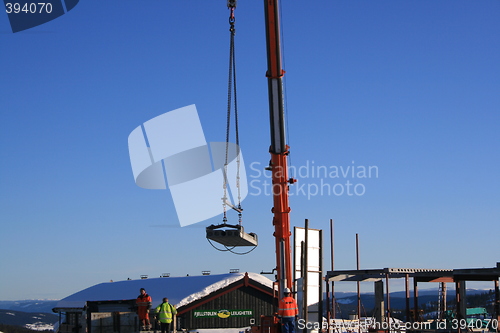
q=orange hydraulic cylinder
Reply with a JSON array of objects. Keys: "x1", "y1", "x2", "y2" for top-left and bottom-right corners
[{"x1": 270, "y1": 149, "x2": 294, "y2": 294}]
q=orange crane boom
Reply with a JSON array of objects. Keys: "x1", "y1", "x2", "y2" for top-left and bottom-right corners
[{"x1": 264, "y1": 0, "x2": 295, "y2": 299}]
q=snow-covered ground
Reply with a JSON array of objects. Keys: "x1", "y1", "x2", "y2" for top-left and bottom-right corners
[
  {"x1": 187, "y1": 329, "x2": 249, "y2": 333},
  {"x1": 336, "y1": 298, "x2": 355, "y2": 304},
  {"x1": 0, "y1": 308, "x2": 56, "y2": 331},
  {"x1": 25, "y1": 322, "x2": 55, "y2": 331}
]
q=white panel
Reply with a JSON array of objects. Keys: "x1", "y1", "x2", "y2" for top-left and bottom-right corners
[{"x1": 294, "y1": 226, "x2": 322, "y2": 317}]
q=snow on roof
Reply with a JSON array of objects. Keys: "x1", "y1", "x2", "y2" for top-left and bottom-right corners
[{"x1": 54, "y1": 272, "x2": 273, "y2": 310}]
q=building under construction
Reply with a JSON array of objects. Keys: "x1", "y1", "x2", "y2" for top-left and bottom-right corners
[{"x1": 325, "y1": 263, "x2": 500, "y2": 333}]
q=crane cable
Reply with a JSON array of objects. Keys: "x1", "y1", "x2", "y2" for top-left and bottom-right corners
[
  {"x1": 222, "y1": 0, "x2": 242, "y2": 226},
  {"x1": 210, "y1": 1, "x2": 256, "y2": 256}
]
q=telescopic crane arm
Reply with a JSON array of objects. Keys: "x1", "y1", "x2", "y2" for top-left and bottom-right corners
[
  {"x1": 223, "y1": 0, "x2": 294, "y2": 302},
  {"x1": 264, "y1": 0, "x2": 295, "y2": 299}
]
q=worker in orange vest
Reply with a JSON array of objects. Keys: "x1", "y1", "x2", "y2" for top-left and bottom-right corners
[
  {"x1": 136, "y1": 288, "x2": 152, "y2": 330},
  {"x1": 277, "y1": 288, "x2": 299, "y2": 333}
]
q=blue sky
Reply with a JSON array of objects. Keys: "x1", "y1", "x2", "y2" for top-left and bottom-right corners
[{"x1": 1, "y1": 1, "x2": 499, "y2": 301}]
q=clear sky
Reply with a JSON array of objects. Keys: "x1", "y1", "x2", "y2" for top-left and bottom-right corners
[{"x1": 1, "y1": 1, "x2": 499, "y2": 301}]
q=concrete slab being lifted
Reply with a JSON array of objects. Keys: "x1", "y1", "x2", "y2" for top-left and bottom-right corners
[{"x1": 206, "y1": 225, "x2": 258, "y2": 247}]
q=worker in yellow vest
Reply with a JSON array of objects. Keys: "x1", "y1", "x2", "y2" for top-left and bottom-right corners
[{"x1": 155, "y1": 298, "x2": 177, "y2": 333}]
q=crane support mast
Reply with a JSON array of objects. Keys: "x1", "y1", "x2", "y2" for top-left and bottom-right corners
[
  {"x1": 264, "y1": 0, "x2": 294, "y2": 299},
  {"x1": 265, "y1": 0, "x2": 286, "y2": 155}
]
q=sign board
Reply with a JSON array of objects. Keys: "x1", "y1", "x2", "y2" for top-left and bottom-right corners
[{"x1": 193, "y1": 309, "x2": 253, "y2": 318}]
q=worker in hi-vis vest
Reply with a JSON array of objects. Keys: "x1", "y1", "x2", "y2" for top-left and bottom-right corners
[
  {"x1": 136, "y1": 288, "x2": 152, "y2": 331},
  {"x1": 277, "y1": 288, "x2": 299, "y2": 333},
  {"x1": 155, "y1": 297, "x2": 177, "y2": 333}
]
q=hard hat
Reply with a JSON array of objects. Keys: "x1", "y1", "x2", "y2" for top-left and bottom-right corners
[{"x1": 284, "y1": 288, "x2": 291, "y2": 293}]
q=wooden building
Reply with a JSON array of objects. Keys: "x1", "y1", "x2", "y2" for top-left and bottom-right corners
[
  {"x1": 176, "y1": 272, "x2": 275, "y2": 329},
  {"x1": 52, "y1": 272, "x2": 276, "y2": 332}
]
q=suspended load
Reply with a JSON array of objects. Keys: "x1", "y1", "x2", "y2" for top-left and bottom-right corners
[
  {"x1": 206, "y1": 223, "x2": 258, "y2": 247},
  {"x1": 205, "y1": 0, "x2": 257, "y2": 255}
]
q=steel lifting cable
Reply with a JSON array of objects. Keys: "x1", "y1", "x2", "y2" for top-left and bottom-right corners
[
  {"x1": 207, "y1": 237, "x2": 257, "y2": 256},
  {"x1": 222, "y1": 0, "x2": 243, "y2": 225},
  {"x1": 207, "y1": 0, "x2": 257, "y2": 255}
]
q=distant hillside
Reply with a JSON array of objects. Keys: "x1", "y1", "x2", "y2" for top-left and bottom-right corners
[
  {"x1": 334, "y1": 294, "x2": 445, "y2": 318},
  {"x1": 0, "y1": 310, "x2": 57, "y2": 331},
  {"x1": 0, "y1": 301, "x2": 58, "y2": 314},
  {"x1": 333, "y1": 289, "x2": 496, "y2": 319}
]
